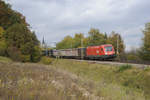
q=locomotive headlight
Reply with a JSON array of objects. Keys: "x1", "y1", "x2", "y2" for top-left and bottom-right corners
[{"x1": 105, "y1": 52, "x2": 108, "y2": 55}]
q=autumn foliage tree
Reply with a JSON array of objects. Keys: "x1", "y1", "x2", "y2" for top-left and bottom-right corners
[
  {"x1": 0, "y1": 0, "x2": 41, "y2": 62},
  {"x1": 108, "y1": 31, "x2": 125, "y2": 54},
  {"x1": 56, "y1": 36, "x2": 74, "y2": 49},
  {"x1": 73, "y1": 33, "x2": 84, "y2": 48},
  {"x1": 87, "y1": 28, "x2": 106, "y2": 46},
  {"x1": 0, "y1": 1, "x2": 28, "y2": 29},
  {"x1": 5, "y1": 23, "x2": 40, "y2": 62},
  {"x1": 139, "y1": 23, "x2": 150, "y2": 60}
]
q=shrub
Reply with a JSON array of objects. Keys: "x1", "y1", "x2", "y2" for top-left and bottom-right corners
[
  {"x1": 117, "y1": 64, "x2": 132, "y2": 72},
  {"x1": 0, "y1": 40, "x2": 7, "y2": 56},
  {"x1": 21, "y1": 55, "x2": 30, "y2": 62},
  {"x1": 0, "y1": 56, "x2": 12, "y2": 62},
  {"x1": 30, "y1": 46, "x2": 41, "y2": 62},
  {"x1": 5, "y1": 23, "x2": 41, "y2": 62},
  {"x1": 126, "y1": 54, "x2": 141, "y2": 62},
  {"x1": 40, "y1": 56, "x2": 53, "y2": 65},
  {"x1": 7, "y1": 46, "x2": 23, "y2": 62}
]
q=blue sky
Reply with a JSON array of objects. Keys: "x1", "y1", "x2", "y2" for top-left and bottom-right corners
[{"x1": 6, "y1": 0, "x2": 150, "y2": 50}]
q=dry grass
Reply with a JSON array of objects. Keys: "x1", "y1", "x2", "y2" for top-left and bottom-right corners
[
  {"x1": 0, "y1": 60, "x2": 103, "y2": 100},
  {"x1": 51, "y1": 59, "x2": 150, "y2": 100},
  {"x1": 0, "y1": 57, "x2": 149, "y2": 100}
]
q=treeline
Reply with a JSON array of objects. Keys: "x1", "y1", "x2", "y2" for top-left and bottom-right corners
[
  {"x1": 126, "y1": 23, "x2": 150, "y2": 62},
  {"x1": 0, "y1": 0, "x2": 41, "y2": 62},
  {"x1": 56, "y1": 28, "x2": 125, "y2": 58},
  {"x1": 56, "y1": 23, "x2": 150, "y2": 62}
]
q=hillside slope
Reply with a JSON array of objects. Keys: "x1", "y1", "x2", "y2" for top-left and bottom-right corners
[
  {"x1": 0, "y1": 59, "x2": 149, "y2": 100},
  {"x1": 0, "y1": 62, "x2": 102, "y2": 100}
]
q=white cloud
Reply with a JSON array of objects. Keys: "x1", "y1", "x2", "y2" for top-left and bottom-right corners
[{"x1": 5, "y1": 0, "x2": 150, "y2": 50}]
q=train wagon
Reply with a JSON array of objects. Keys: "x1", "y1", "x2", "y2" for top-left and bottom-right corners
[
  {"x1": 57, "y1": 48, "x2": 79, "y2": 58},
  {"x1": 86, "y1": 44, "x2": 116, "y2": 60},
  {"x1": 52, "y1": 48, "x2": 86, "y2": 59}
]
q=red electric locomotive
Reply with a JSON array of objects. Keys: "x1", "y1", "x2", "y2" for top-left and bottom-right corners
[{"x1": 86, "y1": 44, "x2": 116, "y2": 60}]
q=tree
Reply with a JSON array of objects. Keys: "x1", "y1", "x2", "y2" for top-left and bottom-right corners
[
  {"x1": 56, "y1": 36, "x2": 74, "y2": 49},
  {"x1": 83, "y1": 37, "x2": 89, "y2": 47},
  {"x1": 5, "y1": 23, "x2": 40, "y2": 62},
  {"x1": 108, "y1": 31, "x2": 125, "y2": 55},
  {"x1": 73, "y1": 33, "x2": 84, "y2": 48},
  {"x1": 104, "y1": 32, "x2": 108, "y2": 42},
  {"x1": 0, "y1": 1, "x2": 41, "y2": 62},
  {"x1": 56, "y1": 33, "x2": 89, "y2": 49},
  {"x1": 0, "y1": 1, "x2": 28, "y2": 30},
  {"x1": 88, "y1": 28, "x2": 106, "y2": 46},
  {"x1": 139, "y1": 23, "x2": 150, "y2": 60}
]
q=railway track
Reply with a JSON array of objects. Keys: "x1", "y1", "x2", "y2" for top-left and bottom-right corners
[{"x1": 74, "y1": 59, "x2": 150, "y2": 68}]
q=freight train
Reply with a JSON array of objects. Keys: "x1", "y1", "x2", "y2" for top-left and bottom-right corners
[{"x1": 44, "y1": 44, "x2": 116, "y2": 60}]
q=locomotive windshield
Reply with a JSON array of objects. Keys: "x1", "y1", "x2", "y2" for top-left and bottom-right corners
[{"x1": 105, "y1": 46, "x2": 112, "y2": 51}]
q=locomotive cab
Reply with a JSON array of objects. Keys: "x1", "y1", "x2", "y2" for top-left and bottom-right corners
[
  {"x1": 103, "y1": 44, "x2": 116, "y2": 59},
  {"x1": 104, "y1": 45, "x2": 114, "y2": 55}
]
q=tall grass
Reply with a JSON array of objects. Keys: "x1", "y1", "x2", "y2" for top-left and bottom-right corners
[
  {"x1": 0, "y1": 61, "x2": 102, "y2": 100},
  {"x1": 0, "y1": 58, "x2": 149, "y2": 100},
  {"x1": 51, "y1": 59, "x2": 150, "y2": 100},
  {"x1": 117, "y1": 64, "x2": 132, "y2": 72}
]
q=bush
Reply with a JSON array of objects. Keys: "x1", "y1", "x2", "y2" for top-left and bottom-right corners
[
  {"x1": 126, "y1": 54, "x2": 141, "y2": 62},
  {"x1": 5, "y1": 23, "x2": 41, "y2": 62},
  {"x1": 21, "y1": 55, "x2": 30, "y2": 62},
  {"x1": 40, "y1": 56, "x2": 53, "y2": 65},
  {"x1": 7, "y1": 46, "x2": 23, "y2": 62},
  {"x1": 0, "y1": 56, "x2": 12, "y2": 62},
  {"x1": 117, "y1": 64, "x2": 132, "y2": 72},
  {"x1": 0, "y1": 40, "x2": 7, "y2": 56},
  {"x1": 30, "y1": 46, "x2": 41, "y2": 62}
]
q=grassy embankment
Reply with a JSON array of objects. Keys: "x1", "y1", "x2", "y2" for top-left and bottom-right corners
[
  {"x1": 0, "y1": 57, "x2": 102, "y2": 100},
  {"x1": 0, "y1": 56, "x2": 150, "y2": 100},
  {"x1": 51, "y1": 59, "x2": 150, "y2": 100}
]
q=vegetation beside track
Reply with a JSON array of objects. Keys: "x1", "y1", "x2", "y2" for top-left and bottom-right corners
[
  {"x1": 0, "y1": 56, "x2": 12, "y2": 63},
  {"x1": 0, "y1": 59, "x2": 97, "y2": 100},
  {"x1": 0, "y1": 57, "x2": 150, "y2": 100},
  {"x1": 51, "y1": 59, "x2": 150, "y2": 100}
]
